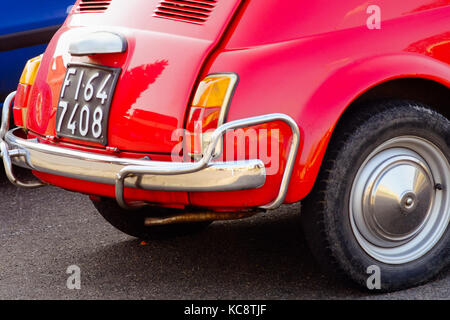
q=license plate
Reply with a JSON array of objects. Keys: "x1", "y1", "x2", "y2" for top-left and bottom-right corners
[{"x1": 56, "y1": 63, "x2": 121, "y2": 145}]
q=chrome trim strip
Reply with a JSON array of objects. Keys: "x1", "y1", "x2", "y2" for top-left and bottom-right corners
[
  {"x1": 204, "y1": 73, "x2": 238, "y2": 158},
  {"x1": 0, "y1": 91, "x2": 15, "y2": 139},
  {"x1": 214, "y1": 113, "x2": 300, "y2": 210}
]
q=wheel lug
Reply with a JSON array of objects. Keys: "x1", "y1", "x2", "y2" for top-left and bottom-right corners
[{"x1": 405, "y1": 198, "x2": 414, "y2": 207}]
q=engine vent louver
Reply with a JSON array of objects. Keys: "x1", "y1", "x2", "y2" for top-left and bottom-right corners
[
  {"x1": 76, "y1": 0, "x2": 112, "y2": 13},
  {"x1": 154, "y1": 0, "x2": 217, "y2": 24}
]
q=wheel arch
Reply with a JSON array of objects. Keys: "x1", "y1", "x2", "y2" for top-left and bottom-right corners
[
  {"x1": 339, "y1": 77, "x2": 450, "y2": 131},
  {"x1": 286, "y1": 53, "x2": 450, "y2": 202}
]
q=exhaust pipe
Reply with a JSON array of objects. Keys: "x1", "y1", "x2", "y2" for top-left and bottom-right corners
[{"x1": 144, "y1": 210, "x2": 261, "y2": 226}]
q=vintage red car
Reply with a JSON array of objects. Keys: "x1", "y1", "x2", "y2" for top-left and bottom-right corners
[{"x1": 0, "y1": 0, "x2": 449, "y2": 291}]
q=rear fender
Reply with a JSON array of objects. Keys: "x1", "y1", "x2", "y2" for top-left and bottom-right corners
[{"x1": 204, "y1": 45, "x2": 449, "y2": 205}]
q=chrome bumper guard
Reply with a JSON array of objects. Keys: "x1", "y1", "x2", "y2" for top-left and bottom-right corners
[{"x1": 0, "y1": 91, "x2": 300, "y2": 210}]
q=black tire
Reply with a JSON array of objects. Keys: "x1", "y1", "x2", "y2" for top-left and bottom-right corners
[
  {"x1": 301, "y1": 100, "x2": 450, "y2": 292},
  {"x1": 91, "y1": 197, "x2": 211, "y2": 240}
]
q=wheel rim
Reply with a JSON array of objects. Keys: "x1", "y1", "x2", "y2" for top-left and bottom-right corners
[{"x1": 350, "y1": 136, "x2": 450, "y2": 264}]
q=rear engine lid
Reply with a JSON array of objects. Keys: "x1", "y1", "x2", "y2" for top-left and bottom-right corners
[{"x1": 26, "y1": 0, "x2": 242, "y2": 154}]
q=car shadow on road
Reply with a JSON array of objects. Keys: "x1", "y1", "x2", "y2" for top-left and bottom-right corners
[
  {"x1": 1, "y1": 166, "x2": 447, "y2": 299},
  {"x1": 76, "y1": 204, "x2": 374, "y2": 299}
]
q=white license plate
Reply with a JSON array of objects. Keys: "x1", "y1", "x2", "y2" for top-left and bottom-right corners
[{"x1": 56, "y1": 63, "x2": 121, "y2": 145}]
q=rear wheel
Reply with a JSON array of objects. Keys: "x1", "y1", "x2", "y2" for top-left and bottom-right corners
[
  {"x1": 92, "y1": 197, "x2": 211, "y2": 240},
  {"x1": 301, "y1": 100, "x2": 450, "y2": 291}
]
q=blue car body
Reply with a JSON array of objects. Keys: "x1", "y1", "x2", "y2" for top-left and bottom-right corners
[{"x1": 0, "y1": 1, "x2": 74, "y2": 108}]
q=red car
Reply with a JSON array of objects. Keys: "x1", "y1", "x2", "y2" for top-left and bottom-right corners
[{"x1": 1, "y1": 0, "x2": 449, "y2": 291}]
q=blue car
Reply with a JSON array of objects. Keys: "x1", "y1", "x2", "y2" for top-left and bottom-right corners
[{"x1": 0, "y1": 1, "x2": 74, "y2": 108}]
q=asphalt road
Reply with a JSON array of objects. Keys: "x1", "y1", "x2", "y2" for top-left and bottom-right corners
[{"x1": 0, "y1": 167, "x2": 448, "y2": 300}]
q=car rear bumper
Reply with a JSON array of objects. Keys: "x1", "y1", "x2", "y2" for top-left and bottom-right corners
[
  {"x1": 1, "y1": 92, "x2": 300, "y2": 210},
  {"x1": 4, "y1": 127, "x2": 266, "y2": 192}
]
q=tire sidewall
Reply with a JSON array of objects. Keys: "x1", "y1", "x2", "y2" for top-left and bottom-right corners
[{"x1": 325, "y1": 104, "x2": 450, "y2": 291}]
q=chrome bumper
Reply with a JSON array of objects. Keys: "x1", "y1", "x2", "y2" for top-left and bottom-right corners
[{"x1": 0, "y1": 92, "x2": 300, "y2": 210}]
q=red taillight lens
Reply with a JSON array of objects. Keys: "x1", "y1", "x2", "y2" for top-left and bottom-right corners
[
  {"x1": 185, "y1": 74, "x2": 238, "y2": 158},
  {"x1": 13, "y1": 84, "x2": 31, "y2": 127},
  {"x1": 13, "y1": 55, "x2": 42, "y2": 129}
]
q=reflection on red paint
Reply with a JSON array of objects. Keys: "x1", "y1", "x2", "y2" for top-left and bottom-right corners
[{"x1": 125, "y1": 60, "x2": 169, "y2": 114}]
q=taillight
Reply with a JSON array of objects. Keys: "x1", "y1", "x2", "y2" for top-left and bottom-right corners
[
  {"x1": 13, "y1": 55, "x2": 42, "y2": 129},
  {"x1": 185, "y1": 73, "x2": 238, "y2": 158}
]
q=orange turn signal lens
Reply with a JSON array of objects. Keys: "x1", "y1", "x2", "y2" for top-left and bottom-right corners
[
  {"x1": 14, "y1": 55, "x2": 43, "y2": 128},
  {"x1": 186, "y1": 74, "x2": 238, "y2": 158},
  {"x1": 19, "y1": 54, "x2": 42, "y2": 85},
  {"x1": 192, "y1": 75, "x2": 233, "y2": 108}
]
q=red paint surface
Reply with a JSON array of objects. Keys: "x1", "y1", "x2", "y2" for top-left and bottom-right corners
[{"x1": 23, "y1": 0, "x2": 450, "y2": 208}]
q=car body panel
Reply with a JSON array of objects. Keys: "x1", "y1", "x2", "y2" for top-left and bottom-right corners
[
  {"x1": 19, "y1": 0, "x2": 450, "y2": 208},
  {"x1": 203, "y1": 2, "x2": 450, "y2": 203},
  {"x1": 26, "y1": 0, "x2": 243, "y2": 153},
  {"x1": 0, "y1": 1, "x2": 73, "y2": 104}
]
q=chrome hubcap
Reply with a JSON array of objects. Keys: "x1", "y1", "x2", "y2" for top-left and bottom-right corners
[
  {"x1": 350, "y1": 136, "x2": 450, "y2": 264},
  {"x1": 361, "y1": 154, "x2": 434, "y2": 246}
]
